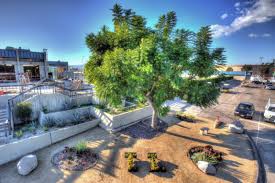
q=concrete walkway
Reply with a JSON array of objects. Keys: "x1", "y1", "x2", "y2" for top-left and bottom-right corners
[{"x1": 0, "y1": 127, "x2": 114, "y2": 183}]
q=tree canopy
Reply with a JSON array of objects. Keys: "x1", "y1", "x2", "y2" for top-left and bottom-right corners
[{"x1": 85, "y1": 4, "x2": 226, "y2": 128}]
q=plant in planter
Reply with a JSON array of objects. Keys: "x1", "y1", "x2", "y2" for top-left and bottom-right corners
[
  {"x1": 56, "y1": 120, "x2": 67, "y2": 128},
  {"x1": 147, "y1": 153, "x2": 166, "y2": 172},
  {"x1": 15, "y1": 130, "x2": 23, "y2": 139},
  {"x1": 190, "y1": 145, "x2": 223, "y2": 165},
  {"x1": 124, "y1": 152, "x2": 138, "y2": 172},
  {"x1": 42, "y1": 106, "x2": 48, "y2": 113},
  {"x1": 15, "y1": 102, "x2": 32, "y2": 123},
  {"x1": 43, "y1": 117, "x2": 55, "y2": 128},
  {"x1": 27, "y1": 121, "x2": 37, "y2": 134},
  {"x1": 74, "y1": 141, "x2": 88, "y2": 154},
  {"x1": 71, "y1": 111, "x2": 82, "y2": 125}
]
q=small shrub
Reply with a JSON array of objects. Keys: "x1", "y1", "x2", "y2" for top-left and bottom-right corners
[
  {"x1": 15, "y1": 130, "x2": 23, "y2": 139},
  {"x1": 42, "y1": 106, "x2": 48, "y2": 113},
  {"x1": 43, "y1": 117, "x2": 55, "y2": 128},
  {"x1": 74, "y1": 141, "x2": 88, "y2": 154},
  {"x1": 15, "y1": 102, "x2": 32, "y2": 123},
  {"x1": 63, "y1": 100, "x2": 73, "y2": 110},
  {"x1": 56, "y1": 120, "x2": 66, "y2": 128},
  {"x1": 71, "y1": 111, "x2": 82, "y2": 125},
  {"x1": 28, "y1": 121, "x2": 37, "y2": 134},
  {"x1": 43, "y1": 126, "x2": 49, "y2": 132},
  {"x1": 125, "y1": 152, "x2": 137, "y2": 172}
]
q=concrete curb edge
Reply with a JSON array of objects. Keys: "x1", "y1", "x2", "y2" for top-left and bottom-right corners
[{"x1": 245, "y1": 129, "x2": 266, "y2": 183}]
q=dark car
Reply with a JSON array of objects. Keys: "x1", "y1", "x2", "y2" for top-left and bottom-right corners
[{"x1": 234, "y1": 102, "x2": 255, "y2": 119}]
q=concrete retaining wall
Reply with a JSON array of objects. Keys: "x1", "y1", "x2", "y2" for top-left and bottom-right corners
[
  {"x1": 0, "y1": 133, "x2": 51, "y2": 165},
  {"x1": 93, "y1": 106, "x2": 153, "y2": 132},
  {"x1": 0, "y1": 119, "x2": 99, "y2": 166},
  {"x1": 51, "y1": 119, "x2": 100, "y2": 143},
  {"x1": 39, "y1": 106, "x2": 93, "y2": 126},
  {"x1": 12, "y1": 93, "x2": 97, "y2": 125}
]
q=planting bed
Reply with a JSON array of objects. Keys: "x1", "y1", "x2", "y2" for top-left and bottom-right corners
[
  {"x1": 120, "y1": 119, "x2": 168, "y2": 139},
  {"x1": 52, "y1": 146, "x2": 98, "y2": 171}
]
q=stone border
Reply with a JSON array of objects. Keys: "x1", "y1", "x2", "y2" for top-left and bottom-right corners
[
  {"x1": 245, "y1": 130, "x2": 266, "y2": 183},
  {"x1": 0, "y1": 119, "x2": 100, "y2": 166}
]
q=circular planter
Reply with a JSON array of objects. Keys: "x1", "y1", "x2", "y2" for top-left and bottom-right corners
[
  {"x1": 52, "y1": 147, "x2": 98, "y2": 171},
  {"x1": 187, "y1": 146, "x2": 223, "y2": 173}
]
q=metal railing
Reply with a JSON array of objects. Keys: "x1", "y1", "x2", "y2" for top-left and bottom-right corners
[{"x1": 6, "y1": 81, "x2": 94, "y2": 135}]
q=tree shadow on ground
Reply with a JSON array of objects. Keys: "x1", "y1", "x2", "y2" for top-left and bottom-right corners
[
  {"x1": 216, "y1": 160, "x2": 244, "y2": 183},
  {"x1": 164, "y1": 129, "x2": 253, "y2": 182}
]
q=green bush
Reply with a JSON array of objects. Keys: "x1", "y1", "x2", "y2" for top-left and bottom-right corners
[
  {"x1": 15, "y1": 130, "x2": 23, "y2": 139},
  {"x1": 15, "y1": 102, "x2": 32, "y2": 123},
  {"x1": 191, "y1": 152, "x2": 219, "y2": 164},
  {"x1": 43, "y1": 117, "x2": 55, "y2": 128},
  {"x1": 124, "y1": 152, "x2": 137, "y2": 172},
  {"x1": 74, "y1": 141, "x2": 88, "y2": 154}
]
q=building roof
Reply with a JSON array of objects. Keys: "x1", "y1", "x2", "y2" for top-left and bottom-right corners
[
  {"x1": 0, "y1": 47, "x2": 45, "y2": 60},
  {"x1": 48, "y1": 61, "x2": 68, "y2": 67}
]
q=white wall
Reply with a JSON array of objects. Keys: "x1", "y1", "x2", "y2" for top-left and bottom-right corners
[{"x1": 0, "y1": 119, "x2": 100, "y2": 165}]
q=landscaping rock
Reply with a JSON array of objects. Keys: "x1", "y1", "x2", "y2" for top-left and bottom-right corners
[
  {"x1": 197, "y1": 161, "x2": 216, "y2": 175},
  {"x1": 228, "y1": 120, "x2": 244, "y2": 134},
  {"x1": 17, "y1": 154, "x2": 38, "y2": 176}
]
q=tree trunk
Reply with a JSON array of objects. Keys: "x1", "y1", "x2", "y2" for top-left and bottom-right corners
[{"x1": 146, "y1": 96, "x2": 158, "y2": 129}]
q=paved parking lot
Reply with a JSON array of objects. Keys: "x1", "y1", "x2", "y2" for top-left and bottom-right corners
[{"x1": 197, "y1": 80, "x2": 275, "y2": 183}]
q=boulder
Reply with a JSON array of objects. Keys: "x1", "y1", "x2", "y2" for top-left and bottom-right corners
[
  {"x1": 17, "y1": 154, "x2": 38, "y2": 176},
  {"x1": 197, "y1": 161, "x2": 216, "y2": 175},
  {"x1": 228, "y1": 120, "x2": 244, "y2": 134}
]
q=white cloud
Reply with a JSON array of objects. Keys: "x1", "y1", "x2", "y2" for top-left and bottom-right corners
[
  {"x1": 262, "y1": 33, "x2": 271, "y2": 37},
  {"x1": 248, "y1": 33, "x2": 258, "y2": 38},
  {"x1": 211, "y1": 0, "x2": 275, "y2": 38},
  {"x1": 221, "y1": 13, "x2": 228, "y2": 19},
  {"x1": 234, "y1": 2, "x2": 241, "y2": 7},
  {"x1": 248, "y1": 33, "x2": 272, "y2": 38}
]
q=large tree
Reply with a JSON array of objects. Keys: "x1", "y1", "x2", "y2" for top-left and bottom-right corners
[{"x1": 85, "y1": 4, "x2": 226, "y2": 128}]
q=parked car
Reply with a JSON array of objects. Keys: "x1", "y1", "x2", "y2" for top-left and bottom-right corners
[
  {"x1": 264, "y1": 98, "x2": 275, "y2": 123},
  {"x1": 234, "y1": 102, "x2": 255, "y2": 119},
  {"x1": 250, "y1": 75, "x2": 266, "y2": 84},
  {"x1": 265, "y1": 83, "x2": 275, "y2": 90}
]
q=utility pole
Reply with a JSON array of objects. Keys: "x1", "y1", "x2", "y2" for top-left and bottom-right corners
[{"x1": 259, "y1": 57, "x2": 264, "y2": 64}]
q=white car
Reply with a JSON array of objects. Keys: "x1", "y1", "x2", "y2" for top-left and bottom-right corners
[
  {"x1": 250, "y1": 75, "x2": 266, "y2": 84},
  {"x1": 264, "y1": 98, "x2": 275, "y2": 123}
]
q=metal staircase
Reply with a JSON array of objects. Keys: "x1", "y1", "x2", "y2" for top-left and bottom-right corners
[{"x1": 0, "y1": 108, "x2": 9, "y2": 137}]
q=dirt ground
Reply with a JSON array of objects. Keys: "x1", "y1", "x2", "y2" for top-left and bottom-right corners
[{"x1": 0, "y1": 115, "x2": 257, "y2": 183}]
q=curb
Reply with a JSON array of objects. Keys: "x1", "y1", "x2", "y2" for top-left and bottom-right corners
[{"x1": 245, "y1": 130, "x2": 266, "y2": 183}]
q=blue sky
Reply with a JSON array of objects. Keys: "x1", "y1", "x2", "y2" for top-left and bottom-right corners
[{"x1": 0, "y1": 0, "x2": 274, "y2": 65}]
